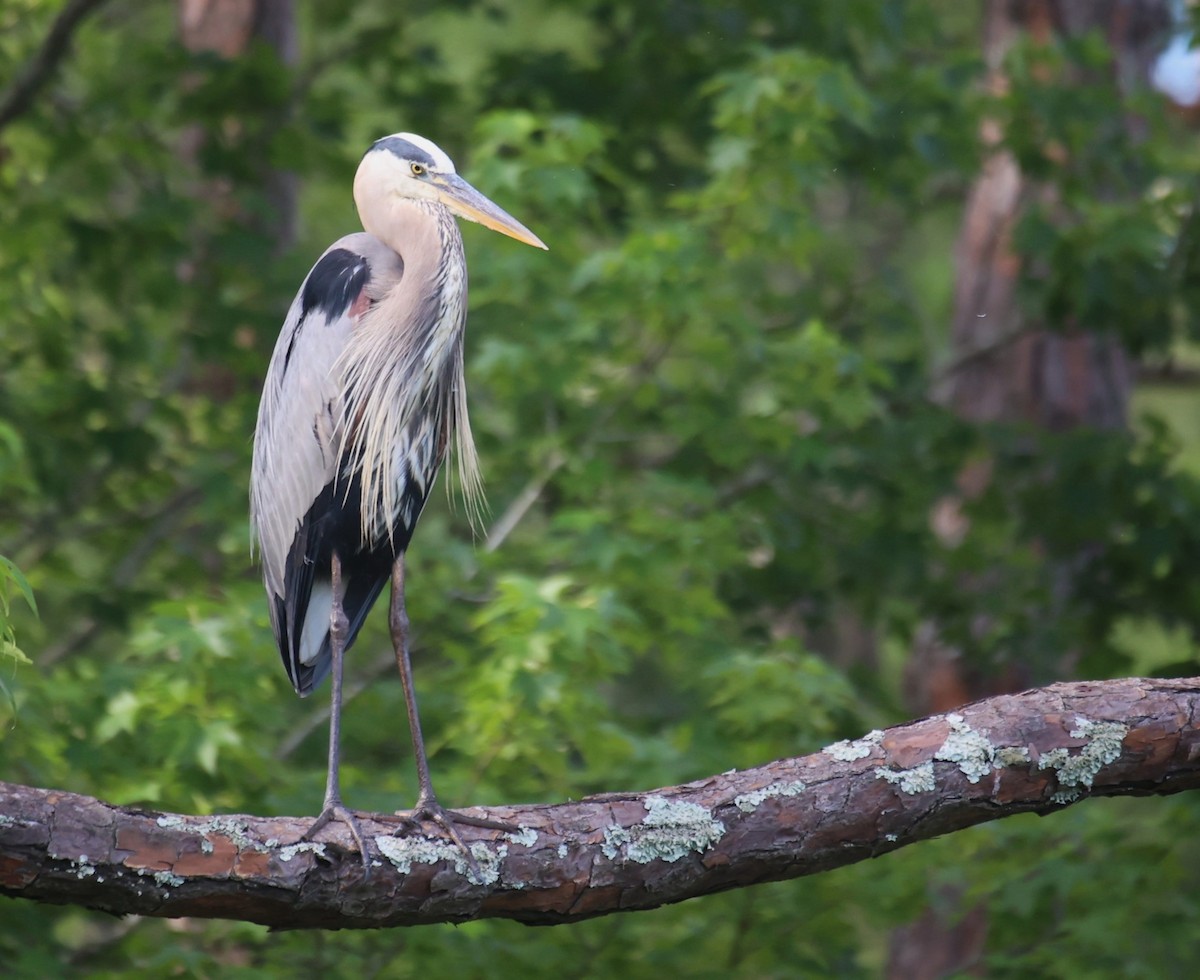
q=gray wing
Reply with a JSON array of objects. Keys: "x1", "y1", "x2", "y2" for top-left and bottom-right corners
[{"x1": 250, "y1": 233, "x2": 402, "y2": 695}]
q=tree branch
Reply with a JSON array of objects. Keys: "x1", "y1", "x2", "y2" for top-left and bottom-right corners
[
  {"x1": 0, "y1": 0, "x2": 113, "y2": 134},
  {"x1": 2, "y1": 677, "x2": 1198, "y2": 929}
]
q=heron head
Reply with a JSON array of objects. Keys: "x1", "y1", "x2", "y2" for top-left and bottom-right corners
[{"x1": 354, "y1": 133, "x2": 546, "y2": 250}]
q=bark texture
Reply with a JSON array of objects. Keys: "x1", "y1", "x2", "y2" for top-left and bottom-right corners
[{"x1": 2, "y1": 677, "x2": 1198, "y2": 930}]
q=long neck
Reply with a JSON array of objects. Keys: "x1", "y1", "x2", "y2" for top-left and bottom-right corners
[
  {"x1": 367, "y1": 198, "x2": 463, "y2": 312},
  {"x1": 342, "y1": 201, "x2": 481, "y2": 544}
]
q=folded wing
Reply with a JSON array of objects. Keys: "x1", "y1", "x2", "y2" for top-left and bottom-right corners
[{"x1": 250, "y1": 233, "x2": 404, "y2": 695}]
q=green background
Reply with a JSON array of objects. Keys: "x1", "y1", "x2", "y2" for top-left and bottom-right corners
[{"x1": 3, "y1": 1, "x2": 1200, "y2": 975}]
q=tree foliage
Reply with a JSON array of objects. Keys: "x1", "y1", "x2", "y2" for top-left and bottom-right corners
[{"x1": 2, "y1": 0, "x2": 1200, "y2": 975}]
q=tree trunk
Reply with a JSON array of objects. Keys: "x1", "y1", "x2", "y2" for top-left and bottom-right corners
[
  {"x1": 178, "y1": 0, "x2": 299, "y2": 250},
  {"x1": 898, "y1": 3, "x2": 1173, "y2": 974},
  {"x1": 940, "y1": 0, "x2": 1168, "y2": 430}
]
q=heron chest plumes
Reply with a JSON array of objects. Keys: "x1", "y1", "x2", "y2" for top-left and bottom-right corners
[{"x1": 338, "y1": 206, "x2": 481, "y2": 549}]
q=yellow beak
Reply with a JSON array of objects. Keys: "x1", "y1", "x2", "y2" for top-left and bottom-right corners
[{"x1": 434, "y1": 174, "x2": 548, "y2": 250}]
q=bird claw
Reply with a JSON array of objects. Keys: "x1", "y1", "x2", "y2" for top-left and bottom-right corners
[
  {"x1": 389, "y1": 797, "x2": 518, "y2": 878},
  {"x1": 304, "y1": 800, "x2": 372, "y2": 877},
  {"x1": 400, "y1": 806, "x2": 518, "y2": 834}
]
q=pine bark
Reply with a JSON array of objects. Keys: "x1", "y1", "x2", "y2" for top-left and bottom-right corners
[{"x1": 3, "y1": 677, "x2": 1198, "y2": 930}]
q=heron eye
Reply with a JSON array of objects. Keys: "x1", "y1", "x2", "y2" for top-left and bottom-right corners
[{"x1": 410, "y1": 162, "x2": 426, "y2": 177}]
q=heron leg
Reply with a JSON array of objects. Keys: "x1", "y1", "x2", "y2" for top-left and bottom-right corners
[
  {"x1": 388, "y1": 555, "x2": 513, "y2": 863},
  {"x1": 304, "y1": 549, "x2": 371, "y2": 873}
]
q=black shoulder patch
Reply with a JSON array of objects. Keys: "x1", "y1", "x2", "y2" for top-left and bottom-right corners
[
  {"x1": 370, "y1": 135, "x2": 438, "y2": 169},
  {"x1": 301, "y1": 248, "x2": 370, "y2": 321}
]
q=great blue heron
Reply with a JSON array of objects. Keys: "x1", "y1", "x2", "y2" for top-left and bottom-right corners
[{"x1": 250, "y1": 133, "x2": 546, "y2": 864}]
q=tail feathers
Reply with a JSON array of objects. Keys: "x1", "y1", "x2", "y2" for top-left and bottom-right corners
[
  {"x1": 298, "y1": 583, "x2": 334, "y2": 672},
  {"x1": 280, "y1": 572, "x2": 389, "y2": 697}
]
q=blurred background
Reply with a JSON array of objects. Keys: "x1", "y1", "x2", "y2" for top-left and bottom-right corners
[{"x1": 3, "y1": 0, "x2": 1200, "y2": 975}]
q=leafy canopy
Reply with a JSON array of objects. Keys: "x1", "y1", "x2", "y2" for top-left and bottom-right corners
[{"x1": 2, "y1": 1, "x2": 1200, "y2": 975}]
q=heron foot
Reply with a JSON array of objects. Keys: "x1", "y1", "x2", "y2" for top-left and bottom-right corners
[
  {"x1": 304, "y1": 800, "x2": 371, "y2": 876},
  {"x1": 389, "y1": 796, "x2": 518, "y2": 878}
]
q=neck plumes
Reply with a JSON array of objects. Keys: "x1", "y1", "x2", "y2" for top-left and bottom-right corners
[{"x1": 339, "y1": 199, "x2": 482, "y2": 548}]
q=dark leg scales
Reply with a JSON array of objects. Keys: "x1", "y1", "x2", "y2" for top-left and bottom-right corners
[
  {"x1": 388, "y1": 556, "x2": 515, "y2": 875},
  {"x1": 302, "y1": 549, "x2": 372, "y2": 876}
]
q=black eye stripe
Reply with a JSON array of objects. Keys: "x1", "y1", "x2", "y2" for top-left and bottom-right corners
[{"x1": 371, "y1": 136, "x2": 438, "y2": 169}]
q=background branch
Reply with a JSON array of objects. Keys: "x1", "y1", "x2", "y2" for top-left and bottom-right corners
[{"x1": 0, "y1": 0, "x2": 112, "y2": 134}]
